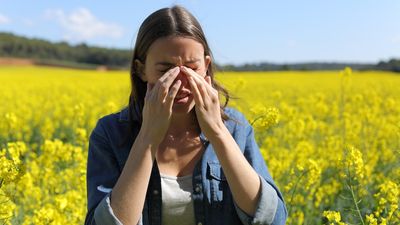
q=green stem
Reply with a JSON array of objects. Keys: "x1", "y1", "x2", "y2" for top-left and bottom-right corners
[
  {"x1": 349, "y1": 183, "x2": 365, "y2": 225},
  {"x1": 287, "y1": 169, "x2": 309, "y2": 215},
  {"x1": 250, "y1": 114, "x2": 265, "y2": 126},
  {"x1": 346, "y1": 164, "x2": 365, "y2": 225}
]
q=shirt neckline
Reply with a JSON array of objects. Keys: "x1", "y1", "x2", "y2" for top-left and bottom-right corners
[{"x1": 160, "y1": 173, "x2": 193, "y2": 180}]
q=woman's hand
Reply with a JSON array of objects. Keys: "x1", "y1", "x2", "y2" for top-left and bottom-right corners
[
  {"x1": 140, "y1": 67, "x2": 182, "y2": 148},
  {"x1": 180, "y1": 66, "x2": 225, "y2": 139}
]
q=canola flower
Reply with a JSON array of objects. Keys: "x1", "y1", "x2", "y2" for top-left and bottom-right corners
[
  {"x1": 1, "y1": 66, "x2": 400, "y2": 224},
  {"x1": 323, "y1": 210, "x2": 347, "y2": 225},
  {"x1": 249, "y1": 103, "x2": 280, "y2": 132}
]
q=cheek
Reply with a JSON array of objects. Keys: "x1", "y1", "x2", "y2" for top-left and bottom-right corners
[
  {"x1": 143, "y1": 67, "x2": 161, "y2": 83},
  {"x1": 146, "y1": 73, "x2": 161, "y2": 84}
]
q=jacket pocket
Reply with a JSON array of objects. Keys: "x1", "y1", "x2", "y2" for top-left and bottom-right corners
[
  {"x1": 208, "y1": 162, "x2": 227, "y2": 181},
  {"x1": 207, "y1": 162, "x2": 228, "y2": 206}
]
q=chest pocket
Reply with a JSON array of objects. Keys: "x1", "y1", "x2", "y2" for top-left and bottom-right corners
[{"x1": 207, "y1": 162, "x2": 228, "y2": 206}]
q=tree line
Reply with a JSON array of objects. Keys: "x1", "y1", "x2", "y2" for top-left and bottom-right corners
[
  {"x1": 0, "y1": 32, "x2": 399, "y2": 72},
  {"x1": 0, "y1": 32, "x2": 131, "y2": 69}
]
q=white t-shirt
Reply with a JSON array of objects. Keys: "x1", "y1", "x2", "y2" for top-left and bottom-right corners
[{"x1": 160, "y1": 173, "x2": 195, "y2": 225}]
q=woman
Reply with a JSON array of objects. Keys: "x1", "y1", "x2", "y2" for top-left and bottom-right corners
[{"x1": 85, "y1": 5, "x2": 287, "y2": 225}]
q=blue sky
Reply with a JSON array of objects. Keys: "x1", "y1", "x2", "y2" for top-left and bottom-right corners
[{"x1": 0, "y1": 0, "x2": 399, "y2": 65}]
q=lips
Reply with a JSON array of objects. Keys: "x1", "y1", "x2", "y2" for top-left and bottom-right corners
[{"x1": 175, "y1": 91, "x2": 191, "y2": 99}]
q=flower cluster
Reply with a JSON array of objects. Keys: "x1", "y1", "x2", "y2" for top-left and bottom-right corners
[{"x1": 1, "y1": 66, "x2": 399, "y2": 224}]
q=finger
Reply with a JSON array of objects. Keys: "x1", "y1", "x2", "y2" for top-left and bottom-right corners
[
  {"x1": 147, "y1": 82, "x2": 158, "y2": 101},
  {"x1": 200, "y1": 75, "x2": 213, "y2": 91},
  {"x1": 195, "y1": 74, "x2": 216, "y2": 97},
  {"x1": 183, "y1": 68, "x2": 217, "y2": 106},
  {"x1": 165, "y1": 80, "x2": 182, "y2": 108},
  {"x1": 181, "y1": 66, "x2": 206, "y2": 80},
  {"x1": 186, "y1": 72, "x2": 204, "y2": 106},
  {"x1": 151, "y1": 66, "x2": 178, "y2": 95},
  {"x1": 192, "y1": 74, "x2": 215, "y2": 105},
  {"x1": 161, "y1": 66, "x2": 180, "y2": 81},
  {"x1": 204, "y1": 75, "x2": 218, "y2": 95},
  {"x1": 181, "y1": 66, "x2": 209, "y2": 99},
  {"x1": 157, "y1": 67, "x2": 181, "y2": 101},
  {"x1": 204, "y1": 76, "x2": 219, "y2": 104},
  {"x1": 205, "y1": 75, "x2": 212, "y2": 86},
  {"x1": 191, "y1": 71, "x2": 214, "y2": 94},
  {"x1": 145, "y1": 82, "x2": 150, "y2": 98}
]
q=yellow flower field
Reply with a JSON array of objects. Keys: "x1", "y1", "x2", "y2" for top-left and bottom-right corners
[{"x1": 0, "y1": 66, "x2": 399, "y2": 224}]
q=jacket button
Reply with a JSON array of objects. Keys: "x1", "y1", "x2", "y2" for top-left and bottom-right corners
[
  {"x1": 153, "y1": 190, "x2": 159, "y2": 195},
  {"x1": 195, "y1": 186, "x2": 201, "y2": 193}
]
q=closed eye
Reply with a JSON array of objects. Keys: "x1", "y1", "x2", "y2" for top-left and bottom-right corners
[
  {"x1": 158, "y1": 67, "x2": 172, "y2": 74},
  {"x1": 159, "y1": 67, "x2": 198, "y2": 74}
]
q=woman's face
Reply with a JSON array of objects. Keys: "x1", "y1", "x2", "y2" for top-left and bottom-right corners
[{"x1": 140, "y1": 36, "x2": 211, "y2": 114}]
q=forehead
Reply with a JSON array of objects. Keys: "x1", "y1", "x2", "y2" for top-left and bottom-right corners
[{"x1": 146, "y1": 36, "x2": 205, "y2": 65}]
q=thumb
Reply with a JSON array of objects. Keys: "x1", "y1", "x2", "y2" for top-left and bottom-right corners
[
  {"x1": 145, "y1": 82, "x2": 151, "y2": 98},
  {"x1": 205, "y1": 76, "x2": 212, "y2": 86}
]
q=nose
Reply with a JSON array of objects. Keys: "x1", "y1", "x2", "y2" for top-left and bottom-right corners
[{"x1": 175, "y1": 70, "x2": 189, "y2": 88}]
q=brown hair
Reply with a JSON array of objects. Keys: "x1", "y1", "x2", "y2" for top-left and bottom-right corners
[{"x1": 125, "y1": 5, "x2": 234, "y2": 141}]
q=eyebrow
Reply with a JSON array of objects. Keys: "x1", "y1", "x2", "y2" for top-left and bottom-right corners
[{"x1": 155, "y1": 59, "x2": 200, "y2": 66}]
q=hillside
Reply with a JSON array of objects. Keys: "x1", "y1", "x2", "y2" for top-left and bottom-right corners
[{"x1": 1, "y1": 32, "x2": 399, "y2": 72}]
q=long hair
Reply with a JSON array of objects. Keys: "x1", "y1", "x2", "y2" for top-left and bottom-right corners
[{"x1": 122, "y1": 5, "x2": 235, "y2": 146}]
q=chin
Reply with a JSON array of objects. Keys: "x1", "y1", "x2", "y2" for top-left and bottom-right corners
[{"x1": 171, "y1": 97, "x2": 195, "y2": 115}]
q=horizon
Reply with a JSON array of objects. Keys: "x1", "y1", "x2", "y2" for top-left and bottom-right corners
[
  {"x1": 1, "y1": 1, "x2": 399, "y2": 65},
  {"x1": 1, "y1": 31, "x2": 386, "y2": 66}
]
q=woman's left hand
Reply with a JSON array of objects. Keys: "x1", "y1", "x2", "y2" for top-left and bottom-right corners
[{"x1": 180, "y1": 66, "x2": 225, "y2": 139}]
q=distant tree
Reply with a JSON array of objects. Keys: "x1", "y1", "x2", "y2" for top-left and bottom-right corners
[
  {"x1": 1, "y1": 32, "x2": 398, "y2": 72},
  {"x1": 0, "y1": 32, "x2": 131, "y2": 69},
  {"x1": 281, "y1": 64, "x2": 289, "y2": 71}
]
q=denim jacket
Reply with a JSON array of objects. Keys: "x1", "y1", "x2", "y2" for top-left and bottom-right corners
[{"x1": 84, "y1": 106, "x2": 288, "y2": 225}]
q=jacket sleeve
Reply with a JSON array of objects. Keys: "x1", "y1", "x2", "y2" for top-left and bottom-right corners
[
  {"x1": 84, "y1": 118, "x2": 127, "y2": 225},
  {"x1": 93, "y1": 191, "x2": 144, "y2": 225},
  {"x1": 233, "y1": 117, "x2": 288, "y2": 225}
]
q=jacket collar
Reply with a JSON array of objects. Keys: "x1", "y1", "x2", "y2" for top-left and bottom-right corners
[
  {"x1": 118, "y1": 106, "x2": 140, "y2": 122},
  {"x1": 118, "y1": 101, "x2": 143, "y2": 122},
  {"x1": 118, "y1": 107, "x2": 129, "y2": 122}
]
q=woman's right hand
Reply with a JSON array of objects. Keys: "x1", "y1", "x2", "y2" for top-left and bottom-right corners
[{"x1": 139, "y1": 66, "x2": 182, "y2": 149}]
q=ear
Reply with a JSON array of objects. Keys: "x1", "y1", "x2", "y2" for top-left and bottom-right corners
[
  {"x1": 204, "y1": 55, "x2": 211, "y2": 74},
  {"x1": 134, "y1": 59, "x2": 147, "y2": 82}
]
